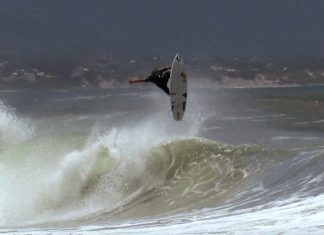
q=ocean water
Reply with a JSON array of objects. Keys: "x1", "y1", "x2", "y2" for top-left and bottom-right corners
[{"x1": 1, "y1": 84, "x2": 324, "y2": 234}]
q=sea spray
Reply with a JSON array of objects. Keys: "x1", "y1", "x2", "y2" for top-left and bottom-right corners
[{"x1": 0, "y1": 101, "x2": 34, "y2": 145}]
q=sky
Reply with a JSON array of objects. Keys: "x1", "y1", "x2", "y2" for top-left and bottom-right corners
[{"x1": 0, "y1": 0, "x2": 323, "y2": 60}]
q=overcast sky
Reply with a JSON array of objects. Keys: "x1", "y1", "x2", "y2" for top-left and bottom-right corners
[{"x1": 0, "y1": 0, "x2": 323, "y2": 60}]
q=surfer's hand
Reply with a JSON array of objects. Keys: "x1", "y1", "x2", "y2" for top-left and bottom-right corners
[{"x1": 128, "y1": 80, "x2": 133, "y2": 84}]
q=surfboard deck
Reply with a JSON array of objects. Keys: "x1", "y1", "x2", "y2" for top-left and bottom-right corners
[{"x1": 170, "y1": 53, "x2": 187, "y2": 121}]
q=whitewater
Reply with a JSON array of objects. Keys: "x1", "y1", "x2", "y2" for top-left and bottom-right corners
[{"x1": 1, "y1": 84, "x2": 324, "y2": 234}]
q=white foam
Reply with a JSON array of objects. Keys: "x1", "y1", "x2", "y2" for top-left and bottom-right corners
[
  {"x1": 0, "y1": 101, "x2": 34, "y2": 145},
  {"x1": 0, "y1": 91, "x2": 204, "y2": 226}
]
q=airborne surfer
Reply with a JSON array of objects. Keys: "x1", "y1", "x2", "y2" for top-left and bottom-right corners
[{"x1": 128, "y1": 66, "x2": 171, "y2": 95}]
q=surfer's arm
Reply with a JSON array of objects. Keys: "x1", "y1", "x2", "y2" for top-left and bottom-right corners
[
  {"x1": 128, "y1": 79, "x2": 147, "y2": 84},
  {"x1": 159, "y1": 66, "x2": 171, "y2": 73}
]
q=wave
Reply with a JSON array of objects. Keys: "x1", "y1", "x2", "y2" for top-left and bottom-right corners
[
  {"x1": 1, "y1": 99, "x2": 324, "y2": 229},
  {"x1": 103, "y1": 138, "x2": 264, "y2": 220},
  {"x1": 1, "y1": 124, "x2": 323, "y2": 227},
  {"x1": 0, "y1": 126, "x2": 271, "y2": 227}
]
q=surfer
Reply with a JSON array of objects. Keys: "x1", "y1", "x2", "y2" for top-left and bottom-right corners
[{"x1": 128, "y1": 66, "x2": 171, "y2": 95}]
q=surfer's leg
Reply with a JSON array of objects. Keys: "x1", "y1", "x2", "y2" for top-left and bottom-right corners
[
  {"x1": 157, "y1": 84, "x2": 170, "y2": 95},
  {"x1": 163, "y1": 86, "x2": 170, "y2": 96}
]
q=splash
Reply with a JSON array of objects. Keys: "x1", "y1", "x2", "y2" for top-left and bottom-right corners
[
  {"x1": 0, "y1": 101, "x2": 34, "y2": 145},
  {"x1": 0, "y1": 126, "x2": 265, "y2": 227}
]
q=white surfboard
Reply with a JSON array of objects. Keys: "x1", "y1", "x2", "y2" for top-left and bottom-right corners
[{"x1": 170, "y1": 53, "x2": 187, "y2": 121}]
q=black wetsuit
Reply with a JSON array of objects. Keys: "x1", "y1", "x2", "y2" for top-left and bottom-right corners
[{"x1": 145, "y1": 69, "x2": 170, "y2": 95}]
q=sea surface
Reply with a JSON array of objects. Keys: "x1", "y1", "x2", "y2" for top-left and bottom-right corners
[{"x1": 1, "y1": 84, "x2": 324, "y2": 234}]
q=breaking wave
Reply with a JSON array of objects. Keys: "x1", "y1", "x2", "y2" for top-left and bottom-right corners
[
  {"x1": 0, "y1": 100, "x2": 266, "y2": 227},
  {"x1": 1, "y1": 90, "x2": 324, "y2": 234}
]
